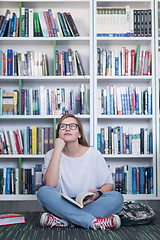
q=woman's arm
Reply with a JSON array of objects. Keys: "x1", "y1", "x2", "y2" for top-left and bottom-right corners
[
  {"x1": 44, "y1": 138, "x2": 65, "y2": 187},
  {"x1": 83, "y1": 183, "x2": 114, "y2": 206},
  {"x1": 99, "y1": 183, "x2": 114, "y2": 193}
]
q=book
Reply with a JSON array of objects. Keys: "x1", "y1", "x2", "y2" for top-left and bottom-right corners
[
  {"x1": 0, "y1": 213, "x2": 26, "y2": 226},
  {"x1": 61, "y1": 191, "x2": 95, "y2": 208}
]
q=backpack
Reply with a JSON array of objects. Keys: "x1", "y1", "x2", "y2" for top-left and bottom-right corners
[{"x1": 118, "y1": 201, "x2": 155, "y2": 226}]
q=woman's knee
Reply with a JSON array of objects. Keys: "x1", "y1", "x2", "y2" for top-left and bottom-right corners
[
  {"x1": 37, "y1": 185, "x2": 56, "y2": 199},
  {"x1": 113, "y1": 191, "x2": 124, "y2": 205},
  {"x1": 103, "y1": 191, "x2": 124, "y2": 206}
]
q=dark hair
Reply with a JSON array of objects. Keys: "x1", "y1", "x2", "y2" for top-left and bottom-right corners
[{"x1": 56, "y1": 114, "x2": 90, "y2": 147}]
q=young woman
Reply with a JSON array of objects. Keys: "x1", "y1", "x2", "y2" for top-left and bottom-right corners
[{"x1": 37, "y1": 114, "x2": 124, "y2": 230}]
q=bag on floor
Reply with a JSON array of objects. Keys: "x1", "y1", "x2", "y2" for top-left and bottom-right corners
[{"x1": 118, "y1": 201, "x2": 155, "y2": 226}]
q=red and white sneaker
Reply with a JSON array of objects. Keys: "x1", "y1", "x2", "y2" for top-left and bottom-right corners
[
  {"x1": 40, "y1": 212, "x2": 70, "y2": 228},
  {"x1": 93, "y1": 215, "x2": 121, "y2": 230}
]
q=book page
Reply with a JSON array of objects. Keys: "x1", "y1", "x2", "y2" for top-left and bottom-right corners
[
  {"x1": 61, "y1": 193, "x2": 82, "y2": 208},
  {"x1": 61, "y1": 191, "x2": 95, "y2": 208},
  {"x1": 76, "y1": 192, "x2": 95, "y2": 207}
]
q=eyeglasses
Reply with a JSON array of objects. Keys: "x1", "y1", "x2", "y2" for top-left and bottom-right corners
[{"x1": 59, "y1": 123, "x2": 79, "y2": 130}]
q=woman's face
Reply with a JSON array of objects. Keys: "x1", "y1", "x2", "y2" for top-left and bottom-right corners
[{"x1": 58, "y1": 117, "x2": 81, "y2": 143}]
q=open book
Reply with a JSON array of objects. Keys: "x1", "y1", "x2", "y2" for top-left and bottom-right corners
[{"x1": 61, "y1": 191, "x2": 95, "y2": 208}]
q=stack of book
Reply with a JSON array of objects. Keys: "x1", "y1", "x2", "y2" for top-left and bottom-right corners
[
  {"x1": 97, "y1": 85, "x2": 152, "y2": 115},
  {"x1": 0, "y1": 8, "x2": 79, "y2": 37},
  {"x1": 0, "y1": 84, "x2": 89, "y2": 115},
  {"x1": 97, "y1": 7, "x2": 152, "y2": 37},
  {"x1": 109, "y1": 165, "x2": 153, "y2": 195},
  {"x1": 98, "y1": 126, "x2": 153, "y2": 155},
  {"x1": 0, "y1": 50, "x2": 49, "y2": 76},
  {"x1": 97, "y1": 45, "x2": 152, "y2": 76},
  {"x1": 55, "y1": 49, "x2": 85, "y2": 76},
  {"x1": 0, "y1": 48, "x2": 84, "y2": 76},
  {"x1": 0, "y1": 127, "x2": 54, "y2": 155},
  {"x1": 0, "y1": 164, "x2": 43, "y2": 195}
]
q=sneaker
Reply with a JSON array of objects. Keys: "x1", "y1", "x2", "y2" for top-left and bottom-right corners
[
  {"x1": 40, "y1": 212, "x2": 69, "y2": 228},
  {"x1": 93, "y1": 214, "x2": 121, "y2": 230}
]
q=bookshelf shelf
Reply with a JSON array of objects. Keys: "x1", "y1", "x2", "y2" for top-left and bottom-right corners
[
  {"x1": 123, "y1": 194, "x2": 156, "y2": 201},
  {"x1": 97, "y1": 0, "x2": 151, "y2": 2},
  {"x1": 0, "y1": 76, "x2": 90, "y2": 80},
  {"x1": 0, "y1": 194, "x2": 157, "y2": 201},
  {"x1": 0, "y1": 155, "x2": 46, "y2": 159},
  {"x1": 21, "y1": 0, "x2": 90, "y2": 2},
  {"x1": 0, "y1": 0, "x2": 90, "y2": 3},
  {"x1": 103, "y1": 154, "x2": 153, "y2": 158},
  {"x1": 0, "y1": 115, "x2": 91, "y2": 119},
  {"x1": 0, "y1": 195, "x2": 37, "y2": 201},
  {"x1": 0, "y1": 194, "x2": 156, "y2": 201},
  {"x1": 97, "y1": 76, "x2": 152, "y2": 80},
  {"x1": 97, "y1": 37, "x2": 152, "y2": 41},
  {"x1": 97, "y1": 115, "x2": 153, "y2": 119},
  {"x1": 0, "y1": 37, "x2": 91, "y2": 41}
]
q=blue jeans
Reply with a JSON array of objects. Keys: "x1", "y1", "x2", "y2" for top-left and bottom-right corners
[{"x1": 37, "y1": 186, "x2": 124, "y2": 229}]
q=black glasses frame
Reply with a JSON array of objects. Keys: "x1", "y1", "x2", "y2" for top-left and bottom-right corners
[{"x1": 59, "y1": 123, "x2": 79, "y2": 130}]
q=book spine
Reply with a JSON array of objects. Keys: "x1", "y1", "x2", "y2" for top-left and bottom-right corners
[
  {"x1": 57, "y1": 12, "x2": 67, "y2": 37},
  {"x1": 21, "y1": 7, "x2": 25, "y2": 37},
  {"x1": 48, "y1": 9, "x2": 57, "y2": 37},
  {"x1": 7, "y1": 49, "x2": 13, "y2": 76},
  {"x1": 135, "y1": 44, "x2": 140, "y2": 75},
  {"x1": 25, "y1": 9, "x2": 29, "y2": 37},
  {"x1": 67, "y1": 12, "x2": 79, "y2": 37},
  {"x1": 29, "y1": 9, "x2": 33, "y2": 38},
  {"x1": 68, "y1": 48, "x2": 73, "y2": 76},
  {"x1": 0, "y1": 9, "x2": 10, "y2": 37},
  {"x1": 6, "y1": 168, "x2": 11, "y2": 194},
  {"x1": 132, "y1": 167, "x2": 137, "y2": 194}
]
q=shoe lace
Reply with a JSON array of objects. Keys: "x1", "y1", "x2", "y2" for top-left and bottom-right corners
[
  {"x1": 94, "y1": 218, "x2": 113, "y2": 230},
  {"x1": 48, "y1": 216, "x2": 61, "y2": 228}
]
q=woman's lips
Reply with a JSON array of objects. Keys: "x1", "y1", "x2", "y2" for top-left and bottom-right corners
[{"x1": 64, "y1": 133, "x2": 71, "y2": 135}]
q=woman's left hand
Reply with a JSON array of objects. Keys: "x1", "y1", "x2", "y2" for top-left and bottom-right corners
[{"x1": 83, "y1": 189, "x2": 100, "y2": 206}]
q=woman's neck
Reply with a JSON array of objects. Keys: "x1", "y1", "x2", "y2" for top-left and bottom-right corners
[{"x1": 63, "y1": 142, "x2": 88, "y2": 158}]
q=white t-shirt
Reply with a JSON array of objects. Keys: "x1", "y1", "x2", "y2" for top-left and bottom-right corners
[{"x1": 43, "y1": 147, "x2": 113, "y2": 197}]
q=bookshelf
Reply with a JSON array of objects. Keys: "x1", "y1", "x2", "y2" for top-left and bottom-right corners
[
  {"x1": 156, "y1": 0, "x2": 160, "y2": 198},
  {"x1": 0, "y1": 0, "x2": 93, "y2": 200},
  {"x1": 0, "y1": 0, "x2": 160, "y2": 203},
  {"x1": 94, "y1": 0, "x2": 157, "y2": 200}
]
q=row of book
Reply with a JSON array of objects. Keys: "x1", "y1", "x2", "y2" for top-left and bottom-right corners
[
  {"x1": 55, "y1": 49, "x2": 85, "y2": 76},
  {"x1": 97, "y1": 86, "x2": 152, "y2": 115},
  {"x1": 97, "y1": 45, "x2": 152, "y2": 76},
  {"x1": 158, "y1": 9, "x2": 160, "y2": 37},
  {"x1": 0, "y1": 165, "x2": 43, "y2": 195},
  {"x1": 0, "y1": 85, "x2": 89, "y2": 115},
  {"x1": 0, "y1": 164, "x2": 153, "y2": 195},
  {"x1": 97, "y1": 7, "x2": 152, "y2": 37},
  {"x1": 109, "y1": 165, "x2": 153, "y2": 194},
  {"x1": 0, "y1": 8, "x2": 79, "y2": 37},
  {"x1": 0, "y1": 127, "x2": 54, "y2": 155},
  {"x1": 0, "y1": 50, "x2": 49, "y2": 77},
  {"x1": 97, "y1": 127, "x2": 153, "y2": 155},
  {"x1": 0, "y1": 48, "x2": 84, "y2": 76}
]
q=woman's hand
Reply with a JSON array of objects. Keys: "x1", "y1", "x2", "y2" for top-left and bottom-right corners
[
  {"x1": 83, "y1": 189, "x2": 100, "y2": 206},
  {"x1": 54, "y1": 138, "x2": 66, "y2": 152}
]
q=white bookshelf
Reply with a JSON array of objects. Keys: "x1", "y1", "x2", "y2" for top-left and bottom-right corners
[
  {"x1": 94, "y1": 0, "x2": 157, "y2": 200},
  {"x1": 0, "y1": 194, "x2": 157, "y2": 202},
  {"x1": 156, "y1": 0, "x2": 160, "y2": 199},
  {"x1": 0, "y1": 0, "x2": 160, "y2": 202},
  {"x1": 0, "y1": 0, "x2": 93, "y2": 200}
]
